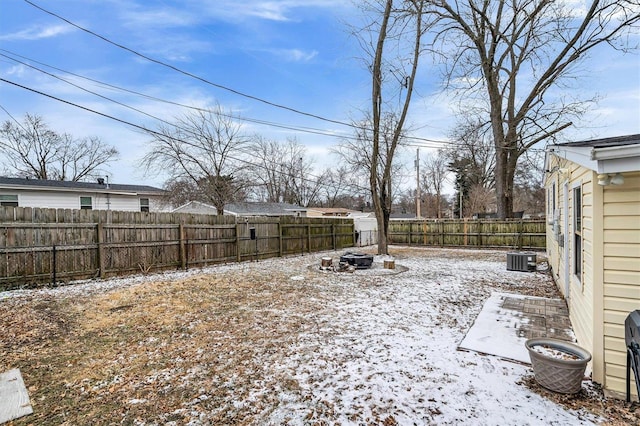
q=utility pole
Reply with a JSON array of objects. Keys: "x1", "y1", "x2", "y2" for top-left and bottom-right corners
[{"x1": 415, "y1": 148, "x2": 421, "y2": 218}]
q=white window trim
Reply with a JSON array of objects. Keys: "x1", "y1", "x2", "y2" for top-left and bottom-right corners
[
  {"x1": 0, "y1": 194, "x2": 19, "y2": 207},
  {"x1": 571, "y1": 180, "x2": 583, "y2": 285},
  {"x1": 80, "y1": 196, "x2": 93, "y2": 210}
]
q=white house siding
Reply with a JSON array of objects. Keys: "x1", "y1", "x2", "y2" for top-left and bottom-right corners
[
  {"x1": 602, "y1": 171, "x2": 640, "y2": 396},
  {"x1": 5, "y1": 189, "x2": 158, "y2": 212}
]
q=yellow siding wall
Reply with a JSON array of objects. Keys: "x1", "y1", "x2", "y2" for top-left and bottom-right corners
[
  {"x1": 545, "y1": 156, "x2": 566, "y2": 297},
  {"x1": 567, "y1": 166, "x2": 596, "y2": 366},
  {"x1": 602, "y1": 171, "x2": 640, "y2": 396},
  {"x1": 544, "y1": 157, "x2": 596, "y2": 356}
]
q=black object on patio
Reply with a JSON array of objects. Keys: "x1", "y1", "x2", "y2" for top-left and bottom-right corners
[
  {"x1": 340, "y1": 252, "x2": 374, "y2": 269},
  {"x1": 625, "y1": 309, "x2": 640, "y2": 402}
]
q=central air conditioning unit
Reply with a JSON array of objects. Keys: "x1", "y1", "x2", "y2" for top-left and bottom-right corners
[{"x1": 507, "y1": 252, "x2": 536, "y2": 272}]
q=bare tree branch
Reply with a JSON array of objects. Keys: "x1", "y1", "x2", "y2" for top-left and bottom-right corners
[{"x1": 0, "y1": 113, "x2": 118, "y2": 181}]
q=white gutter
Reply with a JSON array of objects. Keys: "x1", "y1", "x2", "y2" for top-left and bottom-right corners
[{"x1": 591, "y1": 144, "x2": 640, "y2": 161}]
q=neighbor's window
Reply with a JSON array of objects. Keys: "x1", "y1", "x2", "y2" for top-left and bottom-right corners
[
  {"x1": 140, "y1": 198, "x2": 150, "y2": 212},
  {"x1": 573, "y1": 185, "x2": 582, "y2": 280},
  {"x1": 80, "y1": 196, "x2": 93, "y2": 210},
  {"x1": 0, "y1": 194, "x2": 18, "y2": 207}
]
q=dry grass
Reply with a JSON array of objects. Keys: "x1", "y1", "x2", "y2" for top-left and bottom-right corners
[
  {"x1": 2, "y1": 267, "x2": 328, "y2": 425},
  {"x1": 1, "y1": 248, "x2": 637, "y2": 425}
]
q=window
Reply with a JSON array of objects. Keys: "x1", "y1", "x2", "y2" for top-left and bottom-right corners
[
  {"x1": 0, "y1": 194, "x2": 18, "y2": 207},
  {"x1": 573, "y1": 185, "x2": 582, "y2": 279},
  {"x1": 140, "y1": 198, "x2": 150, "y2": 212},
  {"x1": 80, "y1": 196, "x2": 93, "y2": 210}
]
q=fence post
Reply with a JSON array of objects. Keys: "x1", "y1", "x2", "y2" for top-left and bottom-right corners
[
  {"x1": 236, "y1": 222, "x2": 242, "y2": 262},
  {"x1": 517, "y1": 219, "x2": 524, "y2": 250},
  {"x1": 331, "y1": 223, "x2": 335, "y2": 250},
  {"x1": 52, "y1": 244, "x2": 57, "y2": 286},
  {"x1": 464, "y1": 219, "x2": 468, "y2": 246},
  {"x1": 185, "y1": 239, "x2": 189, "y2": 270},
  {"x1": 97, "y1": 222, "x2": 105, "y2": 279},
  {"x1": 278, "y1": 220, "x2": 283, "y2": 257},
  {"x1": 307, "y1": 224, "x2": 311, "y2": 253},
  {"x1": 477, "y1": 220, "x2": 482, "y2": 247},
  {"x1": 179, "y1": 223, "x2": 186, "y2": 269}
]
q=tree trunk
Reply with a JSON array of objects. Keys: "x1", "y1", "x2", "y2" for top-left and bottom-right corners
[
  {"x1": 376, "y1": 211, "x2": 388, "y2": 254},
  {"x1": 495, "y1": 147, "x2": 509, "y2": 218}
]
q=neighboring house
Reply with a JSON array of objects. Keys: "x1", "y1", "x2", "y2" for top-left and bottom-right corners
[
  {"x1": 544, "y1": 134, "x2": 640, "y2": 398},
  {"x1": 390, "y1": 212, "x2": 416, "y2": 219},
  {"x1": 0, "y1": 176, "x2": 165, "y2": 212},
  {"x1": 306, "y1": 207, "x2": 358, "y2": 217},
  {"x1": 172, "y1": 200, "x2": 307, "y2": 217},
  {"x1": 171, "y1": 201, "x2": 219, "y2": 215}
]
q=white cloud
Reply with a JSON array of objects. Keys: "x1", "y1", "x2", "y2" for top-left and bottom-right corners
[
  {"x1": 270, "y1": 48, "x2": 319, "y2": 62},
  {"x1": 4, "y1": 64, "x2": 29, "y2": 77},
  {"x1": 0, "y1": 24, "x2": 74, "y2": 41},
  {"x1": 119, "y1": 8, "x2": 197, "y2": 28},
  {"x1": 198, "y1": 0, "x2": 350, "y2": 23}
]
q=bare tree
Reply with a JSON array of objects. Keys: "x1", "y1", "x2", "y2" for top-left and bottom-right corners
[
  {"x1": 354, "y1": 0, "x2": 427, "y2": 254},
  {"x1": 0, "y1": 113, "x2": 118, "y2": 181},
  {"x1": 420, "y1": 150, "x2": 449, "y2": 218},
  {"x1": 142, "y1": 105, "x2": 250, "y2": 215},
  {"x1": 467, "y1": 184, "x2": 495, "y2": 216},
  {"x1": 319, "y1": 166, "x2": 359, "y2": 208},
  {"x1": 248, "y1": 136, "x2": 322, "y2": 207},
  {"x1": 333, "y1": 112, "x2": 408, "y2": 214},
  {"x1": 513, "y1": 149, "x2": 546, "y2": 215},
  {"x1": 248, "y1": 135, "x2": 293, "y2": 203},
  {"x1": 161, "y1": 178, "x2": 204, "y2": 209},
  {"x1": 429, "y1": 0, "x2": 640, "y2": 217}
]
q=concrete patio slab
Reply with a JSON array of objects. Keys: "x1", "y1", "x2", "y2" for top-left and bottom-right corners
[{"x1": 458, "y1": 292, "x2": 574, "y2": 364}]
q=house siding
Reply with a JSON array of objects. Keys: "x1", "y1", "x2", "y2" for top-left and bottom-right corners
[
  {"x1": 545, "y1": 155, "x2": 565, "y2": 297},
  {"x1": 566, "y1": 166, "x2": 596, "y2": 371},
  {"x1": 602, "y1": 171, "x2": 640, "y2": 397},
  {"x1": 545, "y1": 159, "x2": 602, "y2": 387},
  {"x1": 2, "y1": 189, "x2": 162, "y2": 212}
]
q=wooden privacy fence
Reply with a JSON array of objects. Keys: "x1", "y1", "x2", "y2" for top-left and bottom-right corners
[
  {"x1": 388, "y1": 218, "x2": 546, "y2": 250},
  {"x1": 0, "y1": 207, "x2": 355, "y2": 290}
]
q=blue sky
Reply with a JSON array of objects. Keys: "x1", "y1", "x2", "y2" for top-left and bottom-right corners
[{"x1": 1, "y1": 0, "x2": 639, "y2": 188}]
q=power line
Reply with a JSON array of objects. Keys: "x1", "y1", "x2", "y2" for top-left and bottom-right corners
[
  {"x1": 0, "y1": 50, "x2": 353, "y2": 141},
  {"x1": 20, "y1": 1, "x2": 455, "y2": 149},
  {"x1": 0, "y1": 48, "x2": 454, "y2": 149},
  {"x1": 23, "y1": 0, "x2": 354, "y2": 129},
  {"x1": 0, "y1": 77, "x2": 372, "y2": 194},
  {"x1": 0, "y1": 104, "x2": 29, "y2": 132}
]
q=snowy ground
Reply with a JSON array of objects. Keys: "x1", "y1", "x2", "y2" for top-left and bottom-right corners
[{"x1": 0, "y1": 246, "x2": 627, "y2": 425}]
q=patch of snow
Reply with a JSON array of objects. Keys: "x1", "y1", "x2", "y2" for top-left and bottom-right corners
[
  {"x1": 459, "y1": 292, "x2": 536, "y2": 363},
  {"x1": 1, "y1": 247, "x2": 601, "y2": 424}
]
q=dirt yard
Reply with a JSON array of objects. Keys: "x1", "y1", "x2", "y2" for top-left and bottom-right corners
[{"x1": 1, "y1": 247, "x2": 637, "y2": 425}]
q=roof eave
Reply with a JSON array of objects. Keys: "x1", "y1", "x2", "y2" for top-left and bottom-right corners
[{"x1": 548, "y1": 143, "x2": 640, "y2": 174}]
